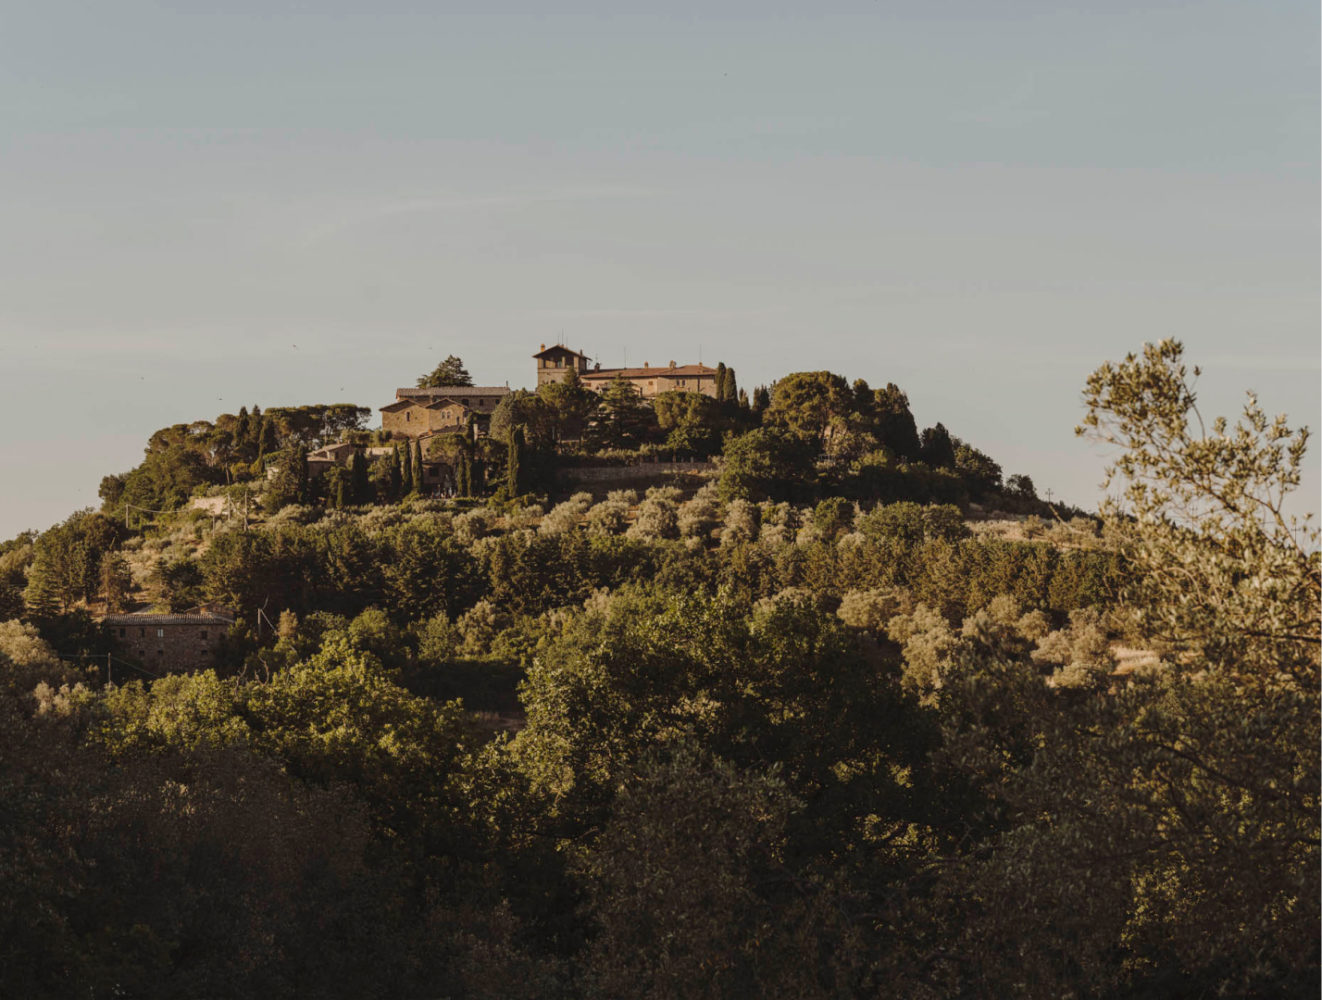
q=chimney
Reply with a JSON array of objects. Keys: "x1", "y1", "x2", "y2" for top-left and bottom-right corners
[
  {"x1": 540, "y1": 343, "x2": 545, "y2": 350},
  {"x1": 669, "y1": 360, "x2": 676, "y2": 368},
  {"x1": 643, "y1": 361, "x2": 649, "y2": 368}
]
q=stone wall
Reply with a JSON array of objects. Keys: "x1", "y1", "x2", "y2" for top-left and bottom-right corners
[
  {"x1": 559, "y1": 461, "x2": 716, "y2": 487},
  {"x1": 560, "y1": 460, "x2": 715, "y2": 483}
]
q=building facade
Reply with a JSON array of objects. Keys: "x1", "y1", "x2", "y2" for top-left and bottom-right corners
[
  {"x1": 534, "y1": 344, "x2": 592, "y2": 387},
  {"x1": 104, "y1": 609, "x2": 236, "y2": 674},
  {"x1": 380, "y1": 385, "x2": 510, "y2": 440},
  {"x1": 579, "y1": 361, "x2": 719, "y2": 399},
  {"x1": 533, "y1": 344, "x2": 720, "y2": 399}
]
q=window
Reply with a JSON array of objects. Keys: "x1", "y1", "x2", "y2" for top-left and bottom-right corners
[
  {"x1": 200, "y1": 630, "x2": 208, "y2": 639},
  {"x1": 156, "y1": 628, "x2": 165, "y2": 638},
  {"x1": 118, "y1": 628, "x2": 125, "y2": 637}
]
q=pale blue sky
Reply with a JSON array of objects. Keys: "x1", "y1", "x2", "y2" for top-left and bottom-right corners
[{"x1": 1, "y1": 2, "x2": 1317, "y2": 536}]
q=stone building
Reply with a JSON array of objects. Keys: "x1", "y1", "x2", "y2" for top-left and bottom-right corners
[
  {"x1": 380, "y1": 385, "x2": 510, "y2": 441},
  {"x1": 533, "y1": 344, "x2": 720, "y2": 399},
  {"x1": 579, "y1": 361, "x2": 720, "y2": 399},
  {"x1": 534, "y1": 344, "x2": 592, "y2": 387},
  {"x1": 104, "y1": 608, "x2": 236, "y2": 674},
  {"x1": 306, "y1": 441, "x2": 358, "y2": 479}
]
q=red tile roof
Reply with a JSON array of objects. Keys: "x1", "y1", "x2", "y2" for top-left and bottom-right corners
[
  {"x1": 581, "y1": 364, "x2": 717, "y2": 380},
  {"x1": 396, "y1": 386, "x2": 510, "y2": 399},
  {"x1": 104, "y1": 612, "x2": 235, "y2": 626}
]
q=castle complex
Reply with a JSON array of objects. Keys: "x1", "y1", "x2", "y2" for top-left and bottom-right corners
[{"x1": 378, "y1": 344, "x2": 722, "y2": 446}]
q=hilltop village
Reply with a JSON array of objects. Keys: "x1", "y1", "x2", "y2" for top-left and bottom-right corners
[
  {"x1": 363, "y1": 346, "x2": 728, "y2": 493},
  {"x1": 379, "y1": 345, "x2": 722, "y2": 447}
]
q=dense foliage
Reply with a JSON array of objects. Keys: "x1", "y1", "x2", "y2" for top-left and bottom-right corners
[{"x1": 1, "y1": 343, "x2": 1316, "y2": 998}]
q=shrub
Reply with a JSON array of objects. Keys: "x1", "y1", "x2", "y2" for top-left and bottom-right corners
[
  {"x1": 721, "y1": 500, "x2": 760, "y2": 547},
  {"x1": 586, "y1": 500, "x2": 630, "y2": 537},
  {"x1": 627, "y1": 498, "x2": 679, "y2": 540}
]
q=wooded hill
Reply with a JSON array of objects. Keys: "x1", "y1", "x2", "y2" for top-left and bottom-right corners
[
  {"x1": 91, "y1": 366, "x2": 1061, "y2": 518},
  {"x1": 0, "y1": 343, "x2": 1316, "y2": 999}
]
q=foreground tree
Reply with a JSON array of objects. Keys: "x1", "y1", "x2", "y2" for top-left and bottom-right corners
[
  {"x1": 904, "y1": 341, "x2": 1322, "y2": 998},
  {"x1": 1079, "y1": 338, "x2": 1319, "y2": 685}
]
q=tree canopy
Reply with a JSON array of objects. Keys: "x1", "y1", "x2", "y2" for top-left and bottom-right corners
[{"x1": 417, "y1": 355, "x2": 474, "y2": 388}]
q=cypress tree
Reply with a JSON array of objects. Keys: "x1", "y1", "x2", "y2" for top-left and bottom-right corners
[
  {"x1": 387, "y1": 446, "x2": 402, "y2": 501},
  {"x1": 715, "y1": 362, "x2": 728, "y2": 402},
  {"x1": 235, "y1": 406, "x2": 251, "y2": 449},
  {"x1": 412, "y1": 441, "x2": 425, "y2": 495},
  {"x1": 257, "y1": 416, "x2": 278, "y2": 457},
  {"x1": 335, "y1": 474, "x2": 348, "y2": 509},
  {"x1": 401, "y1": 442, "x2": 413, "y2": 495},
  {"x1": 505, "y1": 426, "x2": 524, "y2": 498},
  {"x1": 726, "y1": 366, "x2": 739, "y2": 405},
  {"x1": 350, "y1": 451, "x2": 369, "y2": 505},
  {"x1": 292, "y1": 445, "x2": 310, "y2": 504}
]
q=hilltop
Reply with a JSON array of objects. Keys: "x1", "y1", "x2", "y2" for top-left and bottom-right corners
[{"x1": 0, "y1": 341, "x2": 1314, "y2": 999}]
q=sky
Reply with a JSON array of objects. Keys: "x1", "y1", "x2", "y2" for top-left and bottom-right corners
[{"x1": 1, "y1": 1, "x2": 1317, "y2": 538}]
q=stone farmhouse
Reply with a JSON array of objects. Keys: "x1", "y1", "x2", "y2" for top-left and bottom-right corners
[
  {"x1": 380, "y1": 385, "x2": 511, "y2": 441},
  {"x1": 105, "y1": 607, "x2": 236, "y2": 674},
  {"x1": 534, "y1": 344, "x2": 720, "y2": 399},
  {"x1": 304, "y1": 442, "x2": 396, "y2": 480}
]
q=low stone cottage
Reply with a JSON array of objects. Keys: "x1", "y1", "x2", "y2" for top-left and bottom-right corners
[{"x1": 104, "y1": 607, "x2": 236, "y2": 674}]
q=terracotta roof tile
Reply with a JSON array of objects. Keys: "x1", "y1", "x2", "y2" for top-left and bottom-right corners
[
  {"x1": 396, "y1": 386, "x2": 511, "y2": 399},
  {"x1": 581, "y1": 364, "x2": 717, "y2": 380},
  {"x1": 104, "y1": 612, "x2": 235, "y2": 626}
]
